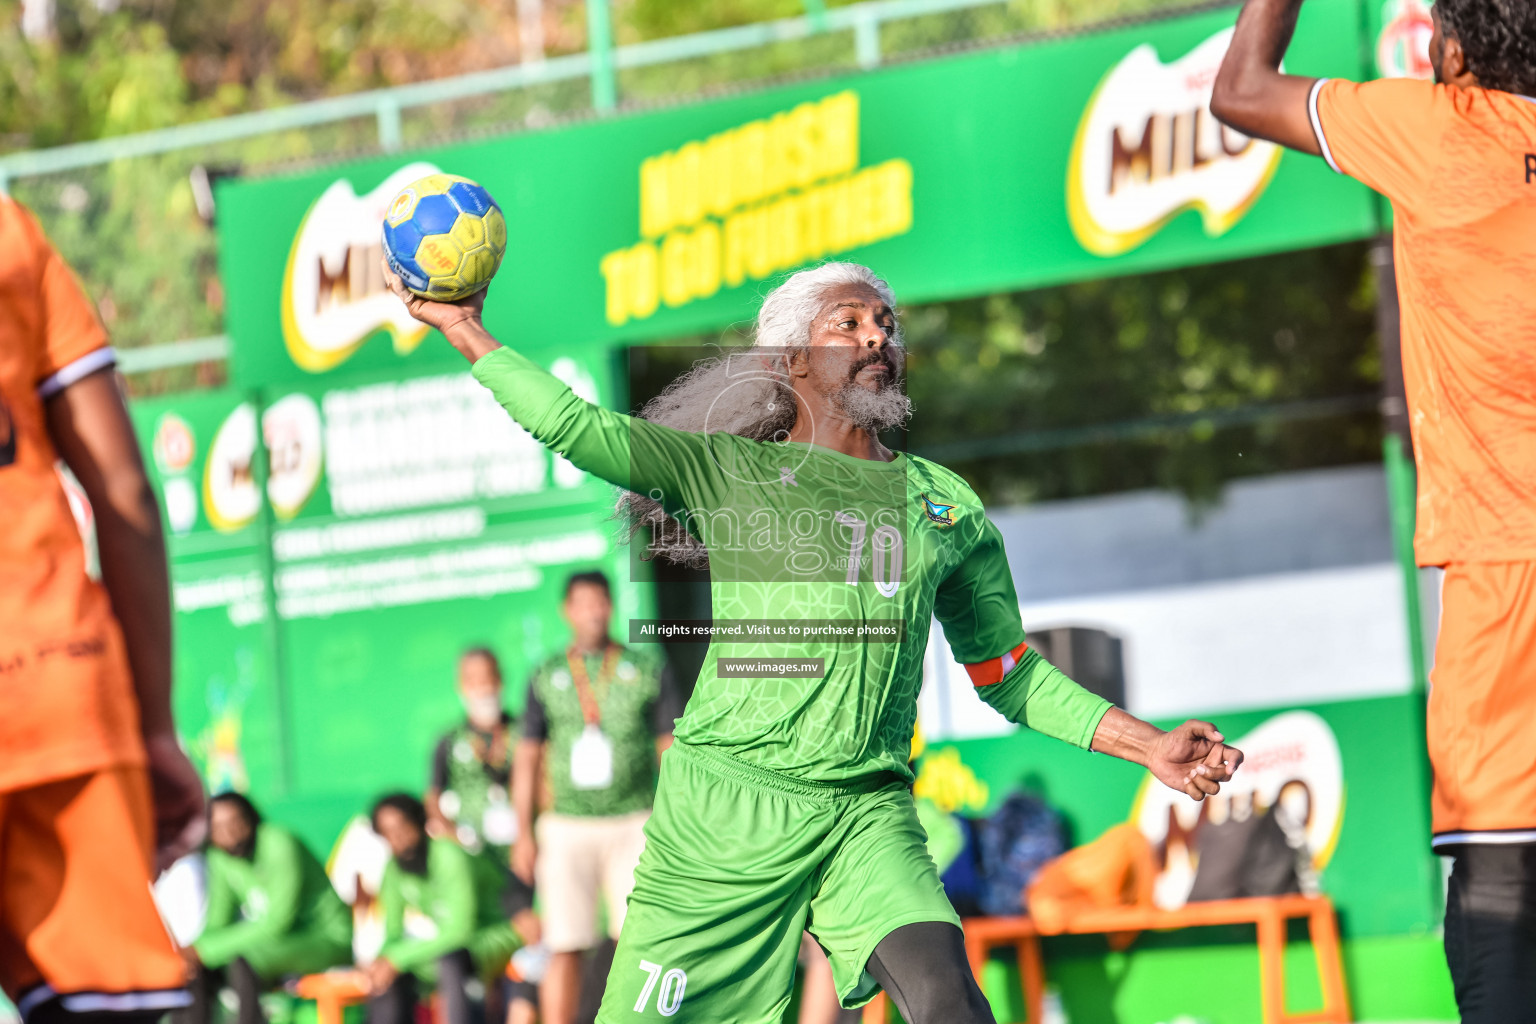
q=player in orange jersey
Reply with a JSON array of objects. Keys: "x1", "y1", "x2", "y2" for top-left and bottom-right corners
[
  {"x1": 0, "y1": 195, "x2": 205, "y2": 1024},
  {"x1": 1211, "y1": 1, "x2": 1536, "y2": 1019}
]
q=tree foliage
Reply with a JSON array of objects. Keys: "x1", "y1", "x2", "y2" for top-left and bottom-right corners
[{"x1": 901, "y1": 242, "x2": 1383, "y2": 505}]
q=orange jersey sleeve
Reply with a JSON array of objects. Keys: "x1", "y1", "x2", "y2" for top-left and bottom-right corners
[
  {"x1": 7, "y1": 202, "x2": 113, "y2": 391},
  {"x1": 1309, "y1": 81, "x2": 1536, "y2": 563},
  {"x1": 1309, "y1": 78, "x2": 1450, "y2": 208}
]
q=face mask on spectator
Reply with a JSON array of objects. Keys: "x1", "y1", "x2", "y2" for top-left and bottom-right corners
[{"x1": 464, "y1": 694, "x2": 503, "y2": 729}]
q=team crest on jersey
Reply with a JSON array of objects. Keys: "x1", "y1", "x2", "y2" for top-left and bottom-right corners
[{"x1": 921, "y1": 494, "x2": 958, "y2": 528}]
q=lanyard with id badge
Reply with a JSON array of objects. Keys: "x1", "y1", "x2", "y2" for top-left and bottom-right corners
[{"x1": 568, "y1": 645, "x2": 619, "y2": 790}]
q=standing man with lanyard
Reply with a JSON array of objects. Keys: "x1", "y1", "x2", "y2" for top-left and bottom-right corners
[{"x1": 512, "y1": 571, "x2": 682, "y2": 1024}]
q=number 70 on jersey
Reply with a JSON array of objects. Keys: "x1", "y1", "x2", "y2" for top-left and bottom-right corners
[
  {"x1": 836, "y1": 512, "x2": 902, "y2": 597},
  {"x1": 633, "y1": 960, "x2": 687, "y2": 1016}
]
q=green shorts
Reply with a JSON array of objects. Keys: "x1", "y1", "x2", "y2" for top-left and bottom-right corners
[{"x1": 596, "y1": 743, "x2": 958, "y2": 1023}]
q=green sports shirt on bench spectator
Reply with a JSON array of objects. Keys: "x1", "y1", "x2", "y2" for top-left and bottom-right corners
[
  {"x1": 197, "y1": 822, "x2": 352, "y2": 978},
  {"x1": 378, "y1": 837, "x2": 520, "y2": 979}
]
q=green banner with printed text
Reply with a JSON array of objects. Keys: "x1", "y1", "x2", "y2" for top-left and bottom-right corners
[
  {"x1": 218, "y1": 0, "x2": 1380, "y2": 390},
  {"x1": 128, "y1": 347, "x2": 644, "y2": 826}
]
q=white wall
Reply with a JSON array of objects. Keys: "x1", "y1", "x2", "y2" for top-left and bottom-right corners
[{"x1": 919, "y1": 466, "x2": 1421, "y2": 740}]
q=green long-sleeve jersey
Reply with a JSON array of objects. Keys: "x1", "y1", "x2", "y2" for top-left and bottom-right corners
[
  {"x1": 197, "y1": 823, "x2": 352, "y2": 969},
  {"x1": 378, "y1": 839, "x2": 518, "y2": 973},
  {"x1": 473, "y1": 346, "x2": 1111, "y2": 783}
]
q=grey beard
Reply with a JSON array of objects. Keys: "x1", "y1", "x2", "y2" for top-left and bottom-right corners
[{"x1": 831, "y1": 379, "x2": 912, "y2": 433}]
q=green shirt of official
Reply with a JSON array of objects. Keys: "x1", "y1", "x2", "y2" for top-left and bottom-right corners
[
  {"x1": 197, "y1": 822, "x2": 353, "y2": 978},
  {"x1": 432, "y1": 715, "x2": 517, "y2": 860},
  {"x1": 522, "y1": 644, "x2": 681, "y2": 818},
  {"x1": 378, "y1": 837, "x2": 521, "y2": 980}
]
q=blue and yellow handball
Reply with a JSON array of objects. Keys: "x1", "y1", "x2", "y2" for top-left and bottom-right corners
[{"x1": 381, "y1": 174, "x2": 507, "y2": 301}]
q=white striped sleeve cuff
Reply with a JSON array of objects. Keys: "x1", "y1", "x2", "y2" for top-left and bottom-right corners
[
  {"x1": 36, "y1": 346, "x2": 117, "y2": 399},
  {"x1": 17, "y1": 984, "x2": 194, "y2": 1022},
  {"x1": 1432, "y1": 829, "x2": 1536, "y2": 848},
  {"x1": 1308, "y1": 78, "x2": 1342, "y2": 174}
]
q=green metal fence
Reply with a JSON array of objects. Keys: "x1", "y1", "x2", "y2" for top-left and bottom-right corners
[{"x1": 0, "y1": 0, "x2": 1078, "y2": 191}]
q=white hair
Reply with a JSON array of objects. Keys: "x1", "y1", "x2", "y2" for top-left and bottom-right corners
[
  {"x1": 756, "y1": 261, "x2": 901, "y2": 350},
  {"x1": 616, "y1": 262, "x2": 906, "y2": 567}
]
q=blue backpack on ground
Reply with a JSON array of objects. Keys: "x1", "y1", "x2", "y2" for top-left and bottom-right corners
[{"x1": 975, "y1": 793, "x2": 1067, "y2": 917}]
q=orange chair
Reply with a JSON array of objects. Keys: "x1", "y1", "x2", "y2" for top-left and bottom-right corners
[
  {"x1": 295, "y1": 972, "x2": 371, "y2": 1024},
  {"x1": 862, "y1": 894, "x2": 1350, "y2": 1024}
]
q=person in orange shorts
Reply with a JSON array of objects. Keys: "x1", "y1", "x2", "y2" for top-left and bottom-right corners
[
  {"x1": 0, "y1": 195, "x2": 205, "y2": 1024},
  {"x1": 1211, "y1": 1, "x2": 1536, "y2": 1019}
]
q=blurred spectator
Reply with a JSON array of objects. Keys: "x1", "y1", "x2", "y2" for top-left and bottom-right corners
[
  {"x1": 367, "y1": 794, "x2": 521, "y2": 1024},
  {"x1": 422, "y1": 648, "x2": 538, "y2": 1024},
  {"x1": 426, "y1": 648, "x2": 517, "y2": 857},
  {"x1": 512, "y1": 571, "x2": 682, "y2": 1024},
  {"x1": 1026, "y1": 823, "x2": 1157, "y2": 937},
  {"x1": 1186, "y1": 790, "x2": 1311, "y2": 902},
  {"x1": 176, "y1": 793, "x2": 352, "y2": 1024}
]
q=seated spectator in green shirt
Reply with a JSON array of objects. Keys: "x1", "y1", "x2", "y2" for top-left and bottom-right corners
[
  {"x1": 365, "y1": 794, "x2": 521, "y2": 1024},
  {"x1": 176, "y1": 793, "x2": 352, "y2": 1024}
]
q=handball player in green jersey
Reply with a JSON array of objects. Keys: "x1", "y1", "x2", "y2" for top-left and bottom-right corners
[{"x1": 384, "y1": 259, "x2": 1243, "y2": 1024}]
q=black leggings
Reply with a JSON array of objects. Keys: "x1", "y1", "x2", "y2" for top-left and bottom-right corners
[
  {"x1": 1443, "y1": 843, "x2": 1536, "y2": 1024},
  {"x1": 173, "y1": 957, "x2": 264, "y2": 1024},
  {"x1": 367, "y1": 950, "x2": 479, "y2": 1024},
  {"x1": 865, "y1": 921, "x2": 995, "y2": 1024}
]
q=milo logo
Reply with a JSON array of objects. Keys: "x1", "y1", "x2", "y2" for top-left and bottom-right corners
[
  {"x1": 1066, "y1": 29, "x2": 1281, "y2": 257},
  {"x1": 279, "y1": 162, "x2": 440, "y2": 374}
]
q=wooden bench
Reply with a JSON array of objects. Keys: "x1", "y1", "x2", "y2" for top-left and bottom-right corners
[
  {"x1": 862, "y1": 894, "x2": 1351, "y2": 1024},
  {"x1": 298, "y1": 963, "x2": 519, "y2": 1024}
]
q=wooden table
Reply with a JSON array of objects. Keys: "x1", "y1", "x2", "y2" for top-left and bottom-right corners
[{"x1": 862, "y1": 895, "x2": 1351, "y2": 1024}]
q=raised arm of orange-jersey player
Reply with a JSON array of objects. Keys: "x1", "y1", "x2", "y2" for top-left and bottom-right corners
[
  {"x1": 45, "y1": 367, "x2": 205, "y2": 868},
  {"x1": 1210, "y1": 0, "x2": 1322, "y2": 155}
]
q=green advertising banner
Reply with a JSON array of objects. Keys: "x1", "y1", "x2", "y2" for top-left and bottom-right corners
[
  {"x1": 1368, "y1": 0, "x2": 1436, "y2": 80},
  {"x1": 255, "y1": 350, "x2": 644, "y2": 800},
  {"x1": 128, "y1": 389, "x2": 286, "y2": 797},
  {"x1": 131, "y1": 346, "x2": 647, "y2": 838},
  {"x1": 218, "y1": 0, "x2": 1379, "y2": 390}
]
